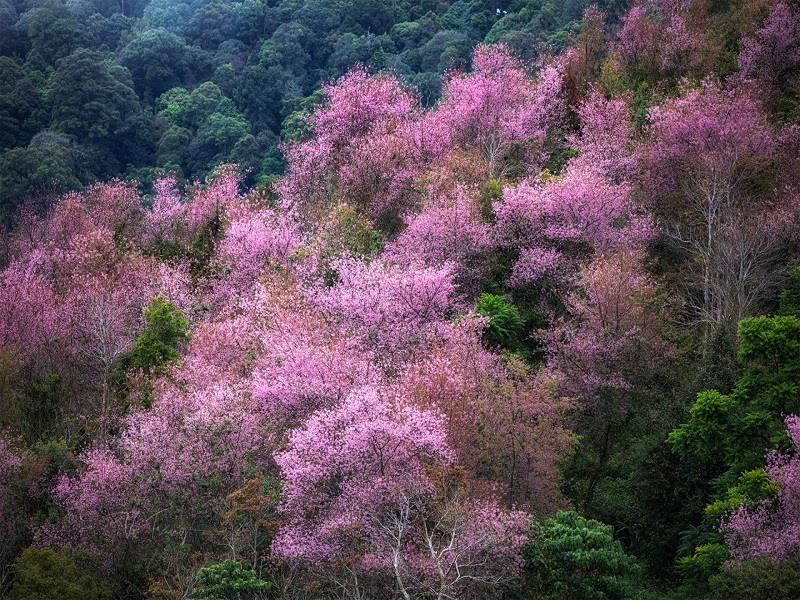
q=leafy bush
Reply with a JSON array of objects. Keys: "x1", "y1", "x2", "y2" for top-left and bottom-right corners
[
  {"x1": 9, "y1": 547, "x2": 109, "y2": 600},
  {"x1": 523, "y1": 511, "x2": 641, "y2": 600},
  {"x1": 193, "y1": 560, "x2": 271, "y2": 600},
  {"x1": 708, "y1": 558, "x2": 800, "y2": 600},
  {"x1": 476, "y1": 293, "x2": 525, "y2": 349},
  {"x1": 122, "y1": 296, "x2": 188, "y2": 375}
]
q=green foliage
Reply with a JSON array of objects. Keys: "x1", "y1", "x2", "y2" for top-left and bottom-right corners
[
  {"x1": 8, "y1": 373, "x2": 63, "y2": 445},
  {"x1": 478, "y1": 177, "x2": 502, "y2": 222},
  {"x1": 46, "y1": 49, "x2": 139, "y2": 149},
  {"x1": 707, "y1": 558, "x2": 800, "y2": 600},
  {"x1": 703, "y1": 468, "x2": 777, "y2": 523},
  {"x1": 523, "y1": 511, "x2": 641, "y2": 600},
  {"x1": 476, "y1": 293, "x2": 525, "y2": 349},
  {"x1": 122, "y1": 296, "x2": 188, "y2": 376},
  {"x1": 0, "y1": 142, "x2": 83, "y2": 223},
  {"x1": 668, "y1": 284, "x2": 800, "y2": 589},
  {"x1": 156, "y1": 87, "x2": 191, "y2": 127},
  {"x1": 193, "y1": 560, "x2": 271, "y2": 600},
  {"x1": 9, "y1": 547, "x2": 110, "y2": 600},
  {"x1": 676, "y1": 542, "x2": 728, "y2": 588},
  {"x1": 778, "y1": 266, "x2": 800, "y2": 317},
  {"x1": 669, "y1": 315, "x2": 800, "y2": 478}
]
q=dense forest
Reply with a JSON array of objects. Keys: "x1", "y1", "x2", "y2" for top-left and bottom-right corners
[
  {"x1": 0, "y1": 0, "x2": 622, "y2": 223},
  {"x1": 1, "y1": 0, "x2": 800, "y2": 598}
]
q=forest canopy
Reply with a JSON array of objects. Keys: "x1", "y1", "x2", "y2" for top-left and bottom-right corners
[{"x1": 1, "y1": 0, "x2": 800, "y2": 599}]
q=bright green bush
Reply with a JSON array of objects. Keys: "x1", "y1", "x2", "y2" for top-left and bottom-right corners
[
  {"x1": 123, "y1": 296, "x2": 188, "y2": 375},
  {"x1": 523, "y1": 511, "x2": 641, "y2": 600},
  {"x1": 476, "y1": 293, "x2": 525, "y2": 349},
  {"x1": 193, "y1": 560, "x2": 271, "y2": 600}
]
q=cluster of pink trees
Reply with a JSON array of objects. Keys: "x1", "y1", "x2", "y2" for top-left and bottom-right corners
[
  {"x1": 1, "y1": 2, "x2": 800, "y2": 595},
  {"x1": 723, "y1": 416, "x2": 800, "y2": 564}
]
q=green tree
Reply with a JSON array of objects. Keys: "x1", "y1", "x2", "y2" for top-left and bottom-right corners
[
  {"x1": 122, "y1": 296, "x2": 188, "y2": 376},
  {"x1": 476, "y1": 293, "x2": 525, "y2": 350},
  {"x1": 779, "y1": 266, "x2": 800, "y2": 318},
  {"x1": 708, "y1": 558, "x2": 800, "y2": 600},
  {"x1": 156, "y1": 87, "x2": 192, "y2": 127},
  {"x1": 119, "y1": 28, "x2": 208, "y2": 102},
  {"x1": 24, "y1": 8, "x2": 91, "y2": 65},
  {"x1": 46, "y1": 49, "x2": 140, "y2": 174},
  {"x1": 669, "y1": 315, "x2": 800, "y2": 482},
  {"x1": 156, "y1": 125, "x2": 192, "y2": 170},
  {"x1": 523, "y1": 511, "x2": 641, "y2": 600},
  {"x1": 9, "y1": 547, "x2": 110, "y2": 600},
  {"x1": 0, "y1": 139, "x2": 84, "y2": 223},
  {"x1": 668, "y1": 282, "x2": 800, "y2": 589},
  {"x1": 0, "y1": 58, "x2": 46, "y2": 151},
  {"x1": 193, "y1": 560, "x2": 271, "y2": 600}
]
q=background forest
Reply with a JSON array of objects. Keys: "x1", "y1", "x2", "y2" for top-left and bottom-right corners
[
  {"x1": 0, "y1": 0, "x2": 624, "y2": 223},
  {"x1": 1, "y1": 0, "x2": 800, "y2": 599}
]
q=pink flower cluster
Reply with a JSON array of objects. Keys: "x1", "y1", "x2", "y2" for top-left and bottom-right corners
[{"x1": 722, "y1": 416, "x2": 800, "y2": 564}]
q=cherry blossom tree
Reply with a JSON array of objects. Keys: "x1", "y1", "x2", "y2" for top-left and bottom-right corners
[
  {"x1": 737, "y1": 1, "x2": 800, "y2": 107},
  {"x1": 385, "y1": 185, "x2": 491, "y2": 289},
  {"x1": 722, "y1": 415, "x2": 800, "y2": 564},
  {"x1": 430, "y1": 44, "x2": 564, "y2": 179},
  {"x1": 643, "y1": 80, "x2": 790, "y2": 332},
  {"x1": 273, "y1": 386, "x2": 528, "y2": 599},
  {"x1": 546, "y1": 251, "x2": 670, "y2": 507},
  {"x1": 308, "y1": 256, "x2": 458, "y2": 368},
  {"x1": 494, "y1": 166, "x2": 651, "y2": 290}
]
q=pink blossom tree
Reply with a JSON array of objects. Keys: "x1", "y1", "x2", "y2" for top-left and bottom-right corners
[
  {"x1": 546, "y1": 251, "x2": 670, "y2": 507},
  {"x1": 722, "y1": 415, "x2": 800, "y2": 564},
  {"x1": 399, "y1": 319, "x2": 571, "y2": 513},
  {"x1": 643, "y1": 80, "x2": 790, "y2": 332},
  {"x1": 277, "y1": 68, "x2": 426, "y2": 225},
  {"x1": 494, "y1": 166, "x2": 651, "y2": 290},
  {"x1": 614, "y1": 1, "x2": 713, "y2": 81},
  {"x1": 385, "y1": 185, "x2": 491, "y2": 289},
  {"x1": 570, "y1": 88, "x2": 636, "y2": 182},
  {"x1": 430, "y1": 44, "x2": 564, "y2": 179},
  {"x1": 308, "y1": 256, "x2": 457, "y2": 368},
  {"x1": 272, "y1": 386, "x2": 528, "y2": 599},
  {"x1": 737, "y1": 1, "x2": 800, "y2": 107}
]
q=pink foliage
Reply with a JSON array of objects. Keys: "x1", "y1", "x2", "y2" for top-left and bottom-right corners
[
  {"x1": 615, "y1": 1, "x2": 707, "y2": 77},
  {"x1": 185, "y1": 167, "x2": 239, "y2": 238},
  {"x1": 142, "y1": 175, "x2": 184, "y2": 246},
  {"x1": 722, "y1": 416, "x2": 800, "y2": 564},
  {"x1": 570, "y1": 89, "x2": 636, "y2": 181},
  {"x1": 495, "y1": 167, "x2": 651, "y2": 288},
  {"x1": 0, "y1": 183, "x2": 192, "y2": 434},
  {"x1": 46, "y1": 383, "x2": 267, "y2": 559},
  {"x1": 644, "y1": 80, "x2": 776, "y2": 196},
  {"x1": 309, "y1": 257, "x2": 457, "y2": 365},
  {"x1": 661, "y1": 11, "x2": 705, "y2": 73},
  {"x1": 273, "y1": 384, "x2": 529, "y2": 595},
  {"x1": 214, "y1": 205, "x2": 302, "y2": 297},
  {"x1": 277, "y1": 69, "x2": 425, "y2": 223},
  {"x1": 547, "y1": 251, "x2": 669, "y2": 404},
  {"x1": 277, "y1": 44, "x2": 565, "y2": 227},
  {"x1": 272, "y1": 385, "x2": 453, "y2": 562},
  {"x1": 386, "y1": 185, "x2": 491, "y2": 280},
  {"x1": 616, "y1": 5, "x2": 658, "y2": 69},
  {"x1": 738, "y1": 2, "x2": 800, "y2": 89},
  {"x1": 248, "y1": 284, "x2": 374, "y2": 427},
  {"x1": 398, "y1": 321, "x2": 571, "y2": 513},
  {"x1": 431, "y1": 44, "x2": 563, "y2": 176}
]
